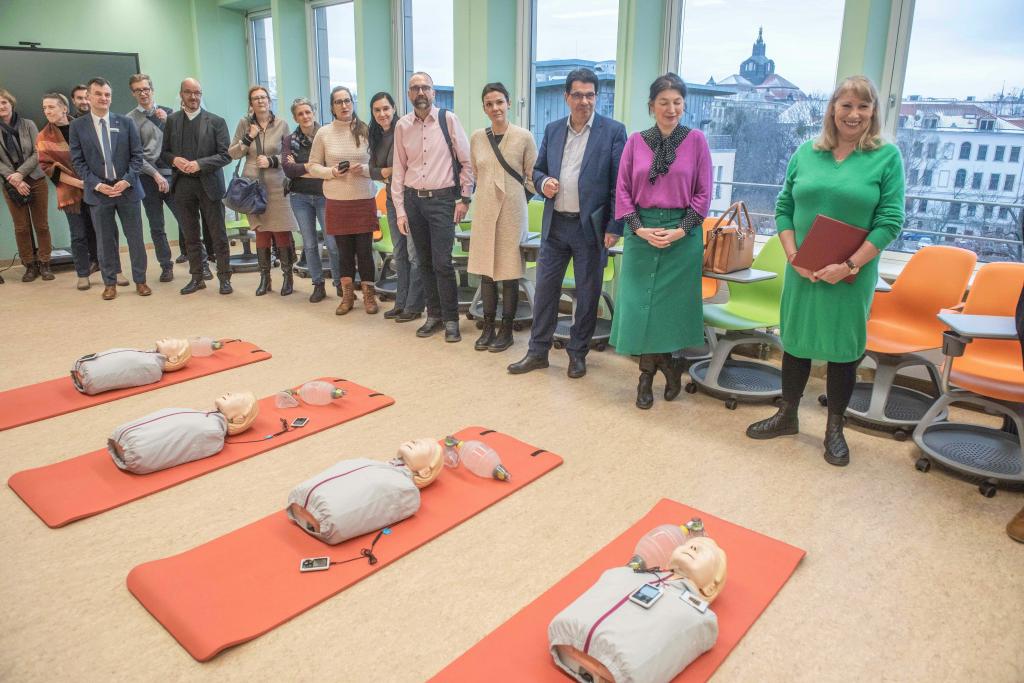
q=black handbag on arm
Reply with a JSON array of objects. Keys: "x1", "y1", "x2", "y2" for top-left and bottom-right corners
[
  {"x1": 223, "y1": 127, "x2": 268, "y2": 215},
  {"x1": 486, "y1": 128, "x2": 534, "y2": 201}
]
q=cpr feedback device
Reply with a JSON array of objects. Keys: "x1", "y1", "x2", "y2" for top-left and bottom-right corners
[
  {"x1": 628, "y1": 584, "x2": 664, "y2": 609},
  {"x1": 290, "y1": 417, "x2": 309, "y2": 428},
  {"x1": 299, "y1": 557, "x2": 331, "y2": 572}
]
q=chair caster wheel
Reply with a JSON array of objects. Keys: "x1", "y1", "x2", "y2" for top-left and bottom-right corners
[
  {"x1": 596, "y1": 343, "x2": 607, "y2": 352},
  {"x1": 915, "y1": 457, "x2": 931, "y2": 473},
  {"x1": 725, "y1": 399, "x2": 738, "y2": 410},
  {"x1": 513, "y1": 323, "x2": 523, "y2": 331},
  {"x1": 772, "y1": 396, "x2": 784, "y2": 407},
  {"x1": 475, "y1": 321, "x2": 483, "y2": 330},
  {"x1": 893, "y1": 429, "x2": 909, "y2": 442},
  {"x1": 553, "y1": 340, "x2": 565, "y2": 350},
  {"x1": 466, "y1": 313, "x2": 475, "y2": 321},
  {"x1": 684, "y1": 382, "x2": 697, "y2": 394},
  {"x1": 979, "y1": 481, "x2": 997, "y2": 498},
  {"x1": 817, "y1": 394, "x2": 828, "y2": 407}
]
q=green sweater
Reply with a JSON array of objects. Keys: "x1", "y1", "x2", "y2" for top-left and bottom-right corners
[{"x1": 776, "y1": 139, "x2": 905, "y2": 362}]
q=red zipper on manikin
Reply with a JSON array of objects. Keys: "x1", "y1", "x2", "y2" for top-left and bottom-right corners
[
  {"x1": 302, "y1": 464, "x2": 375, "y2": 508},
  {"x1": 582, "y1": 573, "x2": 671, "y2": 654}
]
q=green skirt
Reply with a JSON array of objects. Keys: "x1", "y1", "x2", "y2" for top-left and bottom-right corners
[{"x1": 610, "y1": 207, "x2": 704, "y2": 355}]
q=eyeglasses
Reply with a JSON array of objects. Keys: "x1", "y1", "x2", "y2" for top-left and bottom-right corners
[
  {"x1": 131, "y1": 87, "x2": 152, "y2": 94},
  {"x1": 333, "y1": 98, "x2": 353, "y2": 106},
  {"x1": 569, "y1": 92, "x2": 596, "y2": 101},
  {"x1": 409, "y1": 85, "x2": 433, "y2": 94},
  {"x1": 182, "y1": 90, "x2": 202, "y2": 97},
  {"x1": 251, "y1": 95, "x2": 270, "y2": 102}
]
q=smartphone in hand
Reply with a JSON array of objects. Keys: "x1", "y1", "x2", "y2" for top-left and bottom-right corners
[{"x1": 337, "y1": 160, "x2": 350, "y2": 174}]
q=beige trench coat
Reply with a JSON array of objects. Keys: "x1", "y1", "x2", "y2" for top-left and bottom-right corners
[
  {"x1": 228, "y1": 116, "x2": 298, "y2": 232},
  {"x1": 467, "y1": 124, "x2": 537, "y2": 281}
]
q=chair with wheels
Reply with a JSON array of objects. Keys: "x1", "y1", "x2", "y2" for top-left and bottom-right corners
[
  {"x1": 912, "y1": 262, "x2": 1024, "y2": 497},
  {"x1": 839, "y1": 246, "x2": 976, "y2": 440},
  {"x1": 551, "y1": 255, "x2": 617, "y2": 352},
  {"x1": 225, "y1": 214, "x2": 259, "y2": 272},
  {"x1": 678, "y1": 218, "x2": 726, "y2": 367},
  {"x1": 685, "y1": 235, "x2": 787, "y2": 409},
  {"x1": 373, "y1": 214, "x2": 398, "y2": 299}
]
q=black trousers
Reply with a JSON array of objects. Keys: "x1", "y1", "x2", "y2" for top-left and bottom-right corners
[
  {"x1": 334, "y1": 232, "x2": 375, "y2": 283},
  {"x1": 173, "y1": 176, "x2": 230, "y2": 276},
  {"x1": 405, "y1": 190, "x2": 459, "y2": 322},
  {"x1": 781, "y1": 351, "x2": 861, "y2": 415}
]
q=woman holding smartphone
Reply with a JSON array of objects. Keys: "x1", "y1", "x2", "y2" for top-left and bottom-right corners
[
  {"x1": 308, "y1": 86, "x2": 379, "y2": 315},
  {"x1": 229, "y1": 85, "x2": 299, "y2": 296}
]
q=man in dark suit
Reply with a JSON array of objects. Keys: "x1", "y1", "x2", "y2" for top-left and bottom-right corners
[
  {"x1": 69, "y1": 77, "x2": 150, "y2": 300},
  {"x1": 161, "y1": 78, "x2": 233, "y2": 295},
  {"x1": 508, "y1": 68, "x2": 626, "y2": 379}
]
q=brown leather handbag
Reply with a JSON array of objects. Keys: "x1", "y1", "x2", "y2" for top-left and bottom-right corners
[{"x1": 703, "y1": 202, "x2": 755, "y2": 274}]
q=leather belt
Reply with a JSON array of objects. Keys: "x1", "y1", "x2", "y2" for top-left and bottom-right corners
[
  {"x1": 553, "y1": 210, "x2": 580, "y2": 220},
  {"x1": 407, "y1": 186, "x2": 458, "y2": 199}
]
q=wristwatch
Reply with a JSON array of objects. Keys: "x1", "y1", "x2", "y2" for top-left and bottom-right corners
[
  {"x1": 459, "y1": 195, "x2": 472, "y2": 206},
  {"x1": 844, "y1": 258, "x2": 860, "y2": 275}
]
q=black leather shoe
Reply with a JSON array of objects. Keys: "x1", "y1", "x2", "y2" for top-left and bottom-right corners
[
  {"x1": 567, "y1": 355, "x2": 587, "y2": 379},
  {"x1": 159, "y1": 266, "x2": 174, "y2": 283},
  {"x1": 384, "y1": 306, "x2": 402, "y2": 319},
  {"x1": 218, "y1": 276, "x2": 233, "y2": 295},
  {"x1": 746, "y1": 401, "x2": 800, "y2": 440},
  {"x1": 636, "y1": 354, "x2": 656, "y2": 409},
  {"x1": 474, "y1": 317, "x2": 496, "y2": 350},
  {"x1": 416, "y1": 317, "x2": 444, "y2": 338},
  {"x1": 396, "y1": 310, "x2": 422, "y2": 323},
  {"x1": 309, "y1": 282, "x2": 326, "y2": 303},
  {"x1": 175, "y1": 253, "x2": 189, "y2": 264},
  {"x1": 202, "y1": 262, "x2": 214, "y2": 281},
  {"x1": 507, "y1": 354, "x2": 549, "y2": 375},
  {"x1": 823, "y1": 413, "x2": 850, "y2": 467},
  {"x1": 659, "y1": 355, "x2": 685, "y2": 401},
  {"x1": 444, "y1": 321, "x2": 462, "y2": 343},
  {"x1": 180, "y1": 276, "x2": 206, "y2": 295}
]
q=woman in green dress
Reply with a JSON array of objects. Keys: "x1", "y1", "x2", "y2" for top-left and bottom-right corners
[
  {"x1": 746, "y1": 75, "x2": 905, "y2": 466},
  {"x1": 611, "y1": 73, "x2": 713, "y2": 409}
]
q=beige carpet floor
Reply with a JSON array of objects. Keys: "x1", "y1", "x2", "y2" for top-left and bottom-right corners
[{"x1": 1, "y1": 255, "x2": 1021, "y2": 682}]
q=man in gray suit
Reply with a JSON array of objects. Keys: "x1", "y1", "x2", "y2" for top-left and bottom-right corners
[{"x1": 161, "y1": 78, "x2": 233, "y2": 295}]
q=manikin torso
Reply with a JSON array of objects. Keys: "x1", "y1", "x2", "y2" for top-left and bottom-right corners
[{"x1": 72, "y1": 338, "x2": 192, "y2": 395}]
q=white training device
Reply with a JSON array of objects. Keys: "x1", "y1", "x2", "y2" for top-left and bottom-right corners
[
  {"x1": 628, "y1": 583, "x2": 664, "y2": 609},
  {"x1": 299, "y1": 557, "x2": 331, "y2": 572}
]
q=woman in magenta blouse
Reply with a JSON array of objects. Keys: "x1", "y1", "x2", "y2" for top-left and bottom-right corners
[{"x1": 610, "y1": 73, "x2": 713, "y2": 409}]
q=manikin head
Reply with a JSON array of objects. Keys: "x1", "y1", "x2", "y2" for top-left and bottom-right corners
[
  {"x1": 214, "y1": 391, "x2": 259, "y2": 435},
  {"x1": 397, "y1": 438, "x2": 444, "y2": 488},
  {"x1": 668, "y1": 536, "x2": 727, "y2": 603},
  {"x1": 154, "y1": 338, "x2": 192, "y2": 372}
]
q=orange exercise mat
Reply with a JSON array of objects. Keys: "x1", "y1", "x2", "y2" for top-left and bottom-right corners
[
  {"x1": 0, "y1": 339, "x2": 272, "y2": 432},
  {"x1": 126, "y1": 427, "x2": 563, "y2": 661},
  {"x1": 430, "y1": 499, "x2": 805, "y2": 683},
  {"x1": 8, "y1": 378, "x2": 393, "y2": 528}
]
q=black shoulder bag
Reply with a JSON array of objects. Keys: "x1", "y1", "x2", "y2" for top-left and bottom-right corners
[{"x1": 486, "y1": 128, "x2": 534, "y2": 201}]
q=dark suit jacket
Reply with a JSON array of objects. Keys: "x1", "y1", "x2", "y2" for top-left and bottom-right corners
[
  {"x1": 532, "y1": 113, "x2": 627, "y2": 246},
  {"x1": 69, "y1": 112, "x2": 144, "y2": 206},
  {"x1": 160, "y1": 109, "x2": 231, "y2": 201}
]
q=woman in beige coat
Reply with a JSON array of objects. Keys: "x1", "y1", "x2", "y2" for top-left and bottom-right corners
[
  {"x1": 229, "y1": 85, "x2": 299, "y2": 296},
  {"x1": 468, "y1": 82, "x2": 537, "y2": 352}
]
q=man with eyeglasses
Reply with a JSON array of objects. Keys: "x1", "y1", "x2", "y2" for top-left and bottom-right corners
[
  {"x1": 508, "y1": 68, "x2": 626, "y2": 379},
  {"x1": 126, "y1": 74, "x2": 178, "y2": 282},
  {"x1": 392, "y1": 71, "x2": 475, "y2": 343},
  {"x1": 161, "y1": 78, "x2": 233, "y2": 295}
]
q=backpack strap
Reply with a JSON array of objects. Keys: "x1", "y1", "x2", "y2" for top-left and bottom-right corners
[{"x1": 437, "y1": 108, "x2": 461, "y2": 190}]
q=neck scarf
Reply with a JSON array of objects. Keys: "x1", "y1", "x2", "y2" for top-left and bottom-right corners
[
  {"x1": 37, "y1": 122, "x2": 83, "y2": 213},
  {"x1": 641, "y1": 124, "x2": 690, "y2": 185},
  {"x1": 290, "y1": 124, "x2": 319, "y2": 161},
  {"x1": 0, "y1": 111, "x2": 25, "y2": 168}
]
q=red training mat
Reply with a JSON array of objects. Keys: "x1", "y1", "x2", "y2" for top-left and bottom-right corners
[
  {"x1": 8, "y1": 378, "x2": 393, "y2": 528},
  {"x1": 0, "y1": 339, "x2": 272, "y2": 432},
  {"x1": 430, "y1": 498, "x2": 805, "y2": 683},
  {"x1": 126, "y1": 427, "x2": 563, "y2": 661}
]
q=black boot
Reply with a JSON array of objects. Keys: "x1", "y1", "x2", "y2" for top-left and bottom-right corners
[
  {"x1": 823, "y1": 413, "x2": 850, "y2": 466},
  {"x1": 475, "y1": 317, "x2": 496, "y2": 350},
  {"x1": 309, "y1": 282, "x2": 326, "y2": 303},
  {"x1": 22, "y1": 262, "x2": 39, "y2": 282},
  {"x1": 218, "y1": 272, "x2": 233, "y2": 295},
  {"x1": 746, "y1": 400, "x2": 800, "y2": 440},
  {"x1": 180, "y1": 275, "x2": 206, "y2": 295},
  {"x1": 279, "y1": 245, "x2": 296, "y2": 296},
  {"x1": 490, "y1": 316, "x2": 514, "y2": 352},
  {"x1": 255, "y1": 247, "x2": 272, "y2": 296},
  {"x1": 657, "y1": 354, "x2": 684, "y2": 401},
  {"x1": 636, "y1": 354, "x2": 656, "y2": 410}
]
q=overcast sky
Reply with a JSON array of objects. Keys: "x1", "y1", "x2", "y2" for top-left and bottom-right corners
[{"x1": 320, "y1": 0, "x2": 1022, "y2": 101}]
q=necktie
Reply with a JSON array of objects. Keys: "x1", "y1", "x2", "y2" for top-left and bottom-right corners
[{"x1": 100, "y1": 118, "x2": 115, "y2": 180}]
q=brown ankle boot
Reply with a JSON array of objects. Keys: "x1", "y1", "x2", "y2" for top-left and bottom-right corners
[
  {"x1": 336, "y1": 277, "x2": 356, "y2": 315},
  {"x1": 361, "y1": 282, "x2": 378, "y2": 314}
]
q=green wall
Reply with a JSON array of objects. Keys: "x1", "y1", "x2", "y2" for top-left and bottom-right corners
[{"x1": 0, "y1": 0, "x2": 248, "y2": 260}]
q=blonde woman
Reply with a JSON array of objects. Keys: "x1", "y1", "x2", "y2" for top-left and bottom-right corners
[{"x1": 745, "y1": 75, "x2": 905, "y2": 467}]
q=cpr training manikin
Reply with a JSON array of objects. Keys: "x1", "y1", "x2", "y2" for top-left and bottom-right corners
[
  {"x1": 107, "y1": 392, "x2": 259, "y2": 474},
  {"x1": 548, "y1": 524, "x2": 728, "y2": 683},
  {"x1": 286, "y1": 438, "x2": 445, "y2": 545},
  {"x1": 71, "y1": 337, "x2": 219, "y2": 395}
]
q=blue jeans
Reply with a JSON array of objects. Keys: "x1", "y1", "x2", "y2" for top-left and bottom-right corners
[
  {"x1": 387, "y1": 196, "x2": 424, "y2": 313},
  {"x1": 66, "y1": 209, "x2": 94, "y2": 277},
  {"x1": 91, "y1": 200, "x2": 148, "y2": 285},
  {"x1": 290, "y1": 192, "x2": 339, "y2": 286},
  {"x1": 140, "y1": 174, "x2": 175, "y2": 269}
]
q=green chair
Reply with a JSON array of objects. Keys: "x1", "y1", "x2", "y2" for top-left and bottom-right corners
[
  {"x1": 374, "y1": 215, "x2": 398, "y2": 298},
  {"x1": 685, "y1": 235, "x2": 787, "y2": 408},
  {"x1": 224, "y1": 214, "x2": 259, "y2": 272}
]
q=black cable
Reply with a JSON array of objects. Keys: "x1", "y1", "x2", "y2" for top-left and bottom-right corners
[
  {"x1": 0, "y1": 253, "x2": 20, "y2": 274},
  {"x1": 224, "y1": 418, "x2": 290, "y2": 444},
  {"x1": 330, "y1": 528, "x2": 390, "y2": 567}
]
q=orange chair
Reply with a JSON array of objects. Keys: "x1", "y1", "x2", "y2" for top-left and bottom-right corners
[
  {"x1": 700, "y1": 218, "x2": 720, "y2": 300},
  {"x1": 912, "y1": 262, "x2": 1024, "y2": 496},
  {"x1": 843, "y1": 246, "x2": 976, "y2": 439},
  {"x1": 372, "y1": 187, "x2": 387, "y2": 240}
]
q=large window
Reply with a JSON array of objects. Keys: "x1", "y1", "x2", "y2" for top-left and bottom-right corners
[
  {"x1": 895, "y1": 0, "x2": 1023, "y2": 262},
  {"x1": 312, "y1": 1, "x2": 357, "y2": 124},
  {"x1": 530, "y1": 0, "x2": 620, "y2": 147},
  {"x1": 249, "y1": 13, "x2": 277, "y2": 112},
  {"x1": 677, "y1": 2, "x2": 845, "y2": 230},
  {"x1": 402, "y1": 0, "x2": 454, "y2": 111}
]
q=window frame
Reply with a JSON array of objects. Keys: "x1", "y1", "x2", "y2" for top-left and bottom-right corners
[
  {"x1": 246, "y1": 10, "x2": 276, "y2": 111},
  {"x1": 306, "y1": 0, "x2": 357, "y2": 125}
]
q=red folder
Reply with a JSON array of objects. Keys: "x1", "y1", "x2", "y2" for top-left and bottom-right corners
[{"x1": 791, "y1": 214, "x2": 868, "y2": 283}]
